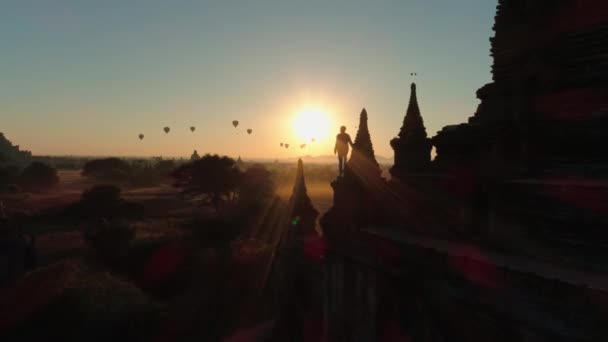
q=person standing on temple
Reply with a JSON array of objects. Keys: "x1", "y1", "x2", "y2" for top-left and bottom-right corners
[
  {"x1": 190, "y1": 150, "x2": 200, "y2": 161},
  {"x1": 334, "y1": 126, "x2": 353, "y2": 177}
]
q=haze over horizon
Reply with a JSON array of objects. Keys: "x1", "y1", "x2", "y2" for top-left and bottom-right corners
[{"x1": 1, "y1": 1, "x2": 496, "y2": 159}]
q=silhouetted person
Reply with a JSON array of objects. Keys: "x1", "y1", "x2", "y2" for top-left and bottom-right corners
[
  {"x1": 334, "y1": 126, "x2": 353, "y2": 177},
  {"x1": 191, "y1": 150, "x2": 200, "y2": 161}
]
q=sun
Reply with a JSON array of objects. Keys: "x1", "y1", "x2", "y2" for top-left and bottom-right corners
[{"x1": 292, "y1": 107, "x2": 331, "y2": 142}]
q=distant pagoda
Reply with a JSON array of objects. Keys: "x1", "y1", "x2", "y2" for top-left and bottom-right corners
[{"x1": 390, "y1": 83, "x2": 432, "y2": 177}]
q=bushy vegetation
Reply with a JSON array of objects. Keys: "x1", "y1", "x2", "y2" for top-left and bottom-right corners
[
  {"x1": 18, "y1": 161, "x2": 59, "y2": 191},
  {"x1": 83, "y1": 219, "x2": 135, "y2": 263},
  {"x1": 129, "y1": 159, "x2": 176, "y2": 187},
  {"x1": 82, "y1": 157, "x2": 179, "y2": 187},
  {"x1": 32, "y1": 156, "x2": 92, "y2": 171},
  {"x1": 65, "y1": 184, "x2": 144, "y2": 220},
  {"x1": 0, "y1": 165, "x2": 21, "y2": 193},
  {"x1": 183, "y1": 214, "x2": 243, "y2": 248},
  {"x1": 0, "y1": 260, "x2": 163, "y2": 341},
  {"x1": 82, "y1": 157, "x2": 131, "y2": 182},
  {"x1": 171, "y1": 154, "x2": 241, "y2": 211},
  {"x1": 0, "y1": 217, "x2": 37, "y2": 286}
]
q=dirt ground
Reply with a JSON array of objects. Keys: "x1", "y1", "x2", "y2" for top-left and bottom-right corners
[{"x1": 3, "y1": 170, "x2": 335, "y2": 264}]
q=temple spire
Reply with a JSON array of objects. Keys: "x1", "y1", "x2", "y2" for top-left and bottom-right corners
[
  {"x1": 349, "y1": 108, "x2": 379, "y2": 167},
  {"x1": 289, "y1": 159, "x2": 319, "y2": 232},
  {"x1": 399, "y1": 83, "x2": 428, "y2": 140},
  {"x1": 390, "y1": 83, "x2": 432, "y2": 176}
]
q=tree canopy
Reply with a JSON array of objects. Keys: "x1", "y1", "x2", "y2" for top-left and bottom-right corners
[
  {"x1": 171, "y1": 154, "x2": 241, "y2": 211},
  {"x1": 172, "y1": 155, "x2": 276, "y2": 212},
  {"x1": 19, "y1": 162, "x2": 59, "y2": 191}
]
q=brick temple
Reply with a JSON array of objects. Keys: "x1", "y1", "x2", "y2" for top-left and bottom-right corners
[{"x1": 272, "y1": 1, "x2": 608, "y2": 341}]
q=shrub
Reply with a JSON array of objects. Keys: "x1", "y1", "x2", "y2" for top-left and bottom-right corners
[
  {"x1": 184, "y1": 215, "x2": 243, "y2": 248},
  {"x1": 0, "y1": 184, "x2": 21, "y2": 194},
  {"x1": 84, "y1": 219, "x2": 135, "y2": 263},
  {"x1": 18, "y1": 162, "x2": 59, "y2": 191},
  {"x1": 81, "y1": 184, "x2": 122, "y2": 204},
  {"x1": 0, "y1": 165, "x2": 21, "y2": 194},
  {"x1": 154, "y1": 159, "x2": 176, "y2": 175},
  {"x1": 1, "y1": 260, "x2": 163, "y2": 341},
  {"x1": 67, "y1": 184, "x2": 143, "y2": 220},
  {"x1": 82, "y1": 158, "x2": 131, "y2": 182},
  {"x1": 239, "y1": 164, "x2": 275, "y2": 206}
]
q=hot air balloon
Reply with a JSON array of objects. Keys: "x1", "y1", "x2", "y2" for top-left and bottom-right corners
[
  {"x1": 280, "y1": 143, "x2": 284, "y2": 147},
  {"x1": 247, "y1": 129, "x2": 252, "y2": 135},
  {"x1": 190, "y1": 126, "x2": 196, "y2": 132},
  {"x1": 164, "y1": 127, "x2": 170, "y2": 134},
  {"x1": 232, "y1": 120, "x2": 239, "y2": 128},
  {"x1": 285, "y1": 144, "x2": 289, "y2": 149},
  {"x1": 300, "y1": 144, "x2": 306, "y2": 149},
  {"x1": 138, "y1": 134, "x2": 144, "y2": 140}
]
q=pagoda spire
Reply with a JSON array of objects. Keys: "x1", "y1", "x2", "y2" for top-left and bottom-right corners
[
  {"x1": 349, "y1": 108, "x2": 379, "y2": 168},
  {"x1": 289, "y1": 159, "x2": 319, "y2": 233},
  {"x1": 390, "y1": 83, "x2": 432, "y2": 176},
  {"x1": 398, "y1": 83, "x2": 428, "y2": 141}
]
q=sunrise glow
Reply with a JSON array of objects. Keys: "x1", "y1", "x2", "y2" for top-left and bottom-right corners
[{"x1": 292, "y1": 107, "x2": 332, "y2": 143}]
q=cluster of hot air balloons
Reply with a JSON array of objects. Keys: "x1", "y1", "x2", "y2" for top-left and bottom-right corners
[
  {"x1": 136, "y1": 120, "x2": 255, "y2": 143},
  {"x1": 278, "y1": 137, "x2": 316, "y2": 151},
  {"x1": 137, "y1": 125, "x2": 197, "y2": 141},
  {"x1": 231, "y1": 120, "x2": 254, "y2": 135}
]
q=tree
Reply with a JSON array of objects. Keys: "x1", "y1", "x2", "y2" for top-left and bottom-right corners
[
  {"x1": 19, "y1": 162, "x2": 59, "y2": 191},
  {"x1": 238, "y1": 164, "x2": 275, "y2": 207},
  {"x1": 171, "y1": 154, "x2": 241, "y2": 212},
  {"x1": 66, "y1": 184, "x2": 144, "y2": 220},
  {"x1": 83, "y1": 218, "x2": 135, "y2": 263},
  {"x1": 82, "y1": 158, "x2": 131, "y2": 182},
  {"x1": 0, "y1": 164, "x2": 20, "y2": 186},
  {"x1": 81, "y1": 184, "x2": 122, "y2": 204}
]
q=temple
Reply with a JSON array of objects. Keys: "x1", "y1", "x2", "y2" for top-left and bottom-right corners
[
  {"x1": 321, "y1": 108, "x2": 385, "y2": 247},
  {"x1": 433, "y1": 0, "x2": 608, "y2": 177},
  {"x1": 270, "y1": 159, "x2": 324, "y2": 341},
  {"x1": 0, "y1": 133, "x2": 31, "y2": 165},
  {"x1": 272, "y1": 1, "x2": 608, "y2": 341}
]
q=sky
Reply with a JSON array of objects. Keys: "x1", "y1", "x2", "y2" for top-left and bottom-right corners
[{"x1": 1, "y1": 0, "x2": 497, "y2": 159}]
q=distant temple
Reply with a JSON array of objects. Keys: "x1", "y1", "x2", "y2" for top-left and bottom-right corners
[
  {"x1": 272, "y1": 1, "x2": 608, "y2": 341},
  {"x1": 190, "y1": 150, "x2": 200, "y2": 161}
]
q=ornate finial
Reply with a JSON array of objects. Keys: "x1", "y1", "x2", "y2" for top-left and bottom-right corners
[{"x1": 360, "y1": 107, "x2": 368, "y2": 119}]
